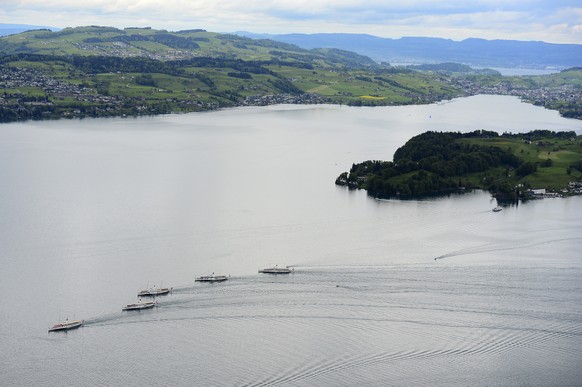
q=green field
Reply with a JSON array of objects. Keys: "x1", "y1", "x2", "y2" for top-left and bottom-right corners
[
  {"x1": 458, "y1": 137, "x2": 582, "y2": 190},
  {"x1": 1, "y1": 26, "x2": 582, "y2": 122},
  {"x1": 340, "y1": 131, "x2": 582, "y2": 199}
]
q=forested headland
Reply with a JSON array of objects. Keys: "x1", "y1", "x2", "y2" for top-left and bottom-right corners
[{"x1": 336, "y1": 130, "x2": 582, "y2": 200}]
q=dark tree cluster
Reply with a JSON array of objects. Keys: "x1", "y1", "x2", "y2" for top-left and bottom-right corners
[
  {"x1": 134, "y1": 74, "x2": 157, "y2": 87},
  {"x1": 71, "y1": 55, "x2": 180, "y2": 75},
  {"x1": 83, "y1": 35, "x2": 150, "y2": 44},
  {"x1": 227, "y1": 72, "x2": 252, "y2": 79},
  {"x1": 173, "y1": 58, "x2": 275, "y2": 75},
  {"x1": 504, "y1": 130, "x2": 577, "y2": 140},
  {"x1": 336, "y1": 130, "x2": 524, "y2": 198},
  {"x1": 268, "y1": 78, "x2": 304, "y2": 95},
  {"x1": 374, "y1": 76, "x2": 417, "y2": 92}
]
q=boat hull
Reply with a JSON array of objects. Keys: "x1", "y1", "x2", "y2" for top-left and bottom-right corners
[
  {"x1": 122, "y1": 302, "x2": 156, "y2": 311},
  {"x1": 137, "y1": 288, "x2": 171, "y2": 297},
  {"x1": 49, "y1": 320, "x2": 83, "y2": 332},
  {"x1": 195, "y1": 276, "x2": 228, "y2": 282},
  {"x1": 259, "y1": 268, "x2": 292, "y2": 274}
]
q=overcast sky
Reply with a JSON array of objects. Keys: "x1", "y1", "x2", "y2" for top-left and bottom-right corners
[{"x1": 2, "y1": 0, "x2": 581, "y2": 43}]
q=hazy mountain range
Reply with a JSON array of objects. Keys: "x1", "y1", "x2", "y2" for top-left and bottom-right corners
[
  {"x1": 1, "y1": 24, "x2": 579, "y2": 70},
  {"x1": 0, "y1": 24, "x2": 58, "y2": 36},
  {"x1": 237, "y1": 32, "x2": 582, "y2": 70}
]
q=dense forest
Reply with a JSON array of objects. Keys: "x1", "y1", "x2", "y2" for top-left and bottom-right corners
[{"x1": 336, "y1": 130, "x2": 581, "y2": 200}]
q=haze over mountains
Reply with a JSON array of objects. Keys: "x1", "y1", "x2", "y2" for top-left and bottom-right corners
[
  {"x1": 0, "y1": 24, "x2": 58, "y2": 36},
  {"x1": 1, "y1": 23, "x2": 580, "y2": 70},
  {"x1": 237, "y1": 32, "x2": 582, "y2": 70}
]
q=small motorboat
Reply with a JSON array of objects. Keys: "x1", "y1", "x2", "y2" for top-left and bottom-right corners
[
  {"x1": 122, "y1": 299, "x2": 156, "y2": 311},
  {"x1": 49, "y1": 319, "x2": 84, "y2": 332},
  {"x1": 258, "y1": 265, "x2": 293, "y2": 274},
  {"x1": 492, "y1": 206, "x2": 503, "y2": 212},
  {"x1": 195, "y1": 273, "x2": 229, "y2": 282},
  {"x1": 138, "y1": 285, "x2": 172, "y2": 297}
]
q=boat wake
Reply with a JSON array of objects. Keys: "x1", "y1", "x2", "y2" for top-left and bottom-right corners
[
  {"x1": 434, "y1": 236, "x2": 582, "y2": 261},
  {"x1": 82, "y1": 312, "x2": 128, "y2": 326}
]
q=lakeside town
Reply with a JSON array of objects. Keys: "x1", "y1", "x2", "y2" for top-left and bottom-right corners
[
  {"x1": 0, "y1": 62, "x2": 331, "y2": 121},
  {"x1": 450, "y1": 76, "x2": 582, "y2": 119},
  {"x1": 2, "y1": 61, "x2": 582, "y2": 122}
]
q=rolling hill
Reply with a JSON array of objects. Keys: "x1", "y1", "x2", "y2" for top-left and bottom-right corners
[{"x1": 1, "y1": 26, "x2": 581, "y2": 123}]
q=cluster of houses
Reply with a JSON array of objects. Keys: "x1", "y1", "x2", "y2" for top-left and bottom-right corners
[
  {"x1": 242, "y1": 93, "x2": 326, "y2": 106},
  {"x1": 1, "y1": 66, "x2": 86, "y2": 95},
  {"x1": 0, "y1": 63, "x2": 326, "y2": 119},
  {"x1": 528, "y1": 182, "x2": 582, "y2": 198},
  {"x1": 0, "y1": 66, "x2": 122, "y2": 111},
  {"x1": 72, "y1": 41, "x2": 194, "y2": 61},
  {"x1": 565, "y1": 182, "x2": 582, "y2": 196},
  {"x1": 450, "y1": 78, "x2": 582, "y2": 113}
]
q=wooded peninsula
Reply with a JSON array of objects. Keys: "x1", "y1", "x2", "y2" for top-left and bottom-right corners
[{"x1": 336, "y1": 130, "x2": 582, "y2": 200}]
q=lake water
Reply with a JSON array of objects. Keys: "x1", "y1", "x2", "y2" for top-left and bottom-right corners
[
  {"x1": 480, "y1": 68, "x2": 562, "y2": 76},
  {"x1": 1, "y1": 95, "x2": 581, "y2": 386}
]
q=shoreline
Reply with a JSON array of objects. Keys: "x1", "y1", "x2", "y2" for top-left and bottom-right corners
[{"x1": 3, "y1": 93, "x2": 582, "y2": 126}]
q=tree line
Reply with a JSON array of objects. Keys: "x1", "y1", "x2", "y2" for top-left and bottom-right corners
[{"x1": 335, "y1": 130, "x2": 545, "y2": 199}]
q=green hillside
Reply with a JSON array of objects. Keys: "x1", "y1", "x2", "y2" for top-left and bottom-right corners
[
  {"x1": 1, "y1": 26, "x2": 582, "y2": 123},
  {"x1": 0, "y1": 26, "x2": 467, "y2": 122},
  {"x1": 0, "y1": 26, "x2": 379, "y2": 68},
  {"x1": 337, "y1": 130, "x2": 582, "y2": 200}
]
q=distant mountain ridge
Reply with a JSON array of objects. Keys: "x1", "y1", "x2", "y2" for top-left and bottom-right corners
[
  {"x1": 4, "y1": 24, "x2": 579, "y2": 69},
  {"x1": 0, "y1": 23, "x2": 59, "y2": 36},
  {"x1": 236, "y1": 32, "x2": 582, "y2": 69}
]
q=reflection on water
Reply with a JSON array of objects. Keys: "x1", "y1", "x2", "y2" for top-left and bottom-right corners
[{"x1": 1, "y1": 97, "x2": 582, "y2": 386}]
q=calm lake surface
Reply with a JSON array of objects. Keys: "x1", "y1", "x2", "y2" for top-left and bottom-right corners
[{"x1": 1, "y1": 95, "x2": 581, "y2": 386}]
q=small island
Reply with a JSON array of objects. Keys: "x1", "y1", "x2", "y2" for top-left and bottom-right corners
[{"x1": 336, "y1": 130, "x2": 582, "y2": 201}]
